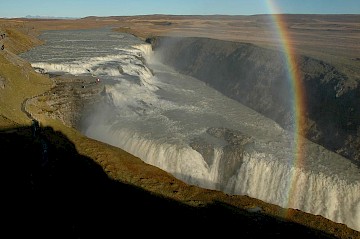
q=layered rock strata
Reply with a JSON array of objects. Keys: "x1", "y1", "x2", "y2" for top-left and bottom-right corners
[
  {"x1": 149, "y1": 36, "x2": 360, "y2": 166},
  {"x1": 29, "y1": 74, "x2": 105, "y2": 129}
]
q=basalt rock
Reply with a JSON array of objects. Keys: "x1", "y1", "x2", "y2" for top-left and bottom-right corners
[
  {"x1": 34, "y1": 75, "x2": 105, "y2": 128},
  {"x1": 190, "y1": 127, "x2": 255, "y2": 190},
  {"x1": 151, "y1": 36, "x2": 360, "y2": 166}
]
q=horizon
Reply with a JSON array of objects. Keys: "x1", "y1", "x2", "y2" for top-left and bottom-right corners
[
  {"x1": 8, "y1": 12, "x2": 360, "y2": 20},
  {"x1": 1, "y1": 0, "x2": 359, "y2": 19}
]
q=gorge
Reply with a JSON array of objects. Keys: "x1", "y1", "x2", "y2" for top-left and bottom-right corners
[{"x1": 19, "y1": 28, "x2": 360, "y2": 232}]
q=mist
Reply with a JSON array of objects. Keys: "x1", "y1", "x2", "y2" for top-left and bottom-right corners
[{"x1": 20, "y1": 28, "x2": 360, "y2": 232}]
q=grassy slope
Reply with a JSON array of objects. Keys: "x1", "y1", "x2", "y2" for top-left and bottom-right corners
[
  {"x1": 0, "y1": 18, "x2": 359, "y2": 238},
  {"x1": 0, "y1": 24, "x2": 52, "y2": 128}
]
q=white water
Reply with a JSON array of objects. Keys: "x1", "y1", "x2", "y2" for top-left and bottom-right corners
[{"x1": 20, "y1": 28, "x2": 360, "y2": 232}]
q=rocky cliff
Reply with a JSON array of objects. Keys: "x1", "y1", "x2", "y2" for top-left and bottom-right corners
[
  {"x1": 149, "y1": 36, "x2": 360, "y2": 166},
  {"x1": 1, "y1": 18, "x2": 359, "y2": 238}
]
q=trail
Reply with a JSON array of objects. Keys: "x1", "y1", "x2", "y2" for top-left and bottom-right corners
[{"x1": 21, "y1": 96, "x2": 35, "y2": 120}]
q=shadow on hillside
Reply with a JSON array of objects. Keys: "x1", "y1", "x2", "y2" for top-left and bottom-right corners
[{"x1": 0, "y1": 125, "x2": 339, "y2": 239}]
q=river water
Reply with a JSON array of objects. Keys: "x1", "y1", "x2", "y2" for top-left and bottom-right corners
[{"x1": 20, "y1": 28, "x2": 360, "y2": 232}]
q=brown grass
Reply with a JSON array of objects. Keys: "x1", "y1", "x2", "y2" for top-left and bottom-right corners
[{"x1": 0, "y1": 15, "x2": 359, "y2": 238}]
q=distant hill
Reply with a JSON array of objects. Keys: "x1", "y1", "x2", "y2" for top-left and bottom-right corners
[
  {"x1": 25, "y1": 15, "x2": 78, "y2": 19},
  {"x1": 0, "y1": 17, "x2": 359, "y2": 239}
]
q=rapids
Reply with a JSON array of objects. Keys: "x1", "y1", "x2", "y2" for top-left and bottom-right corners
[{"x1": 20, "y1": 28, "x2": 360, "y2": 232}]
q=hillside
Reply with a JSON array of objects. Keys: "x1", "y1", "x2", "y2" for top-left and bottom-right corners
[{"x1": 0, "y1": 16, "x2": 359, "y2": 238}]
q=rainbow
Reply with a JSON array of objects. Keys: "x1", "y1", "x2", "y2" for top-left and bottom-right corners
[{"x1": 266, "y1": 0, "x2": 307, "y2": 216}]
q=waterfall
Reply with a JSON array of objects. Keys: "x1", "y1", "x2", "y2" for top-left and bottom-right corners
[{"x1": 20, "y1": 28, "x2": 360, "y2": 232}]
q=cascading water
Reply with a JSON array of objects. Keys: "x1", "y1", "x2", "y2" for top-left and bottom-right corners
[{"x1": 20, "y1": 28, "x2": 360, "y2": 232}]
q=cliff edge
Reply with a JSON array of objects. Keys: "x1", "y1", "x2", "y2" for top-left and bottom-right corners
[{"x1": 149, "y1": 36, "x2": 360, "y2": 166}]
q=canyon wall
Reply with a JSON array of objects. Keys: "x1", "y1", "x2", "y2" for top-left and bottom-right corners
[{"x1": 149, "y1": 36, "x2": 360, "y2": 165}]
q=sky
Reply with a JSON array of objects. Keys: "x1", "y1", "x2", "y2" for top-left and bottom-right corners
[{"x1": 1, "y1": 0, "x2": 359, "y2": 18}]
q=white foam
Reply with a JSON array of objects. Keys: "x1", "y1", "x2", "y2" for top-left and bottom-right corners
[
  {"x1": 32, "y1": 51, "x2": 154, "y2": 81},
  {"x1": 23, "y1": 29, "x2": 360, "y2": 232},
  {"x1": 85, "y1": 108, "x2": 360, "y2": 231},
  {"x1": 226, "y1": 152, "x2": 360, "y2": 230},
  {"x1": 86, "y1": 63, "x2": 360, "y2": 231}
]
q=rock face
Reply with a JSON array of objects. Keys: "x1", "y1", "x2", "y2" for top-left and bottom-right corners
[
  {"x1": 150, "y1": 36, "x2": 360, "y2": 166},
  {"x1": 209, "y1": 127, "x2": 254, "y2": 191},
  {"x1": 33, "y1": 74, "x2": 105, "y2": 128}
]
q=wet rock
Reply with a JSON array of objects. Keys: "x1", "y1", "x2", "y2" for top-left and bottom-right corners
[
  {"x1": 34, "y1": 75, "x2": 105, "y2": 128},
  {"x1": 154, "y1": 36, "x2": 360, "y2": 166},
  {"x1": 190, "y1": 127, "x2": 255, "y2": 190},
  {"x1": 190, "y1": 137, "x2": 215, "y2": 166},
  {"x1": 207, "y1": 127, "x2": 255, "y2": 189}
]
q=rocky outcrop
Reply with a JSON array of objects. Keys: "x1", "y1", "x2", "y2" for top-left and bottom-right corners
[
  {"x1": 30, "y1": 74, "x2": 105, "y2": 128},
  {"x1": 191, "y1": 127, "x2": 255, "y2": 190},
  {"x1": 150, "y1": 36, "x2": 360, "y2": 166},
  {"x1": 208, "y1": 127, "x2": 254, "y2": 190}
]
